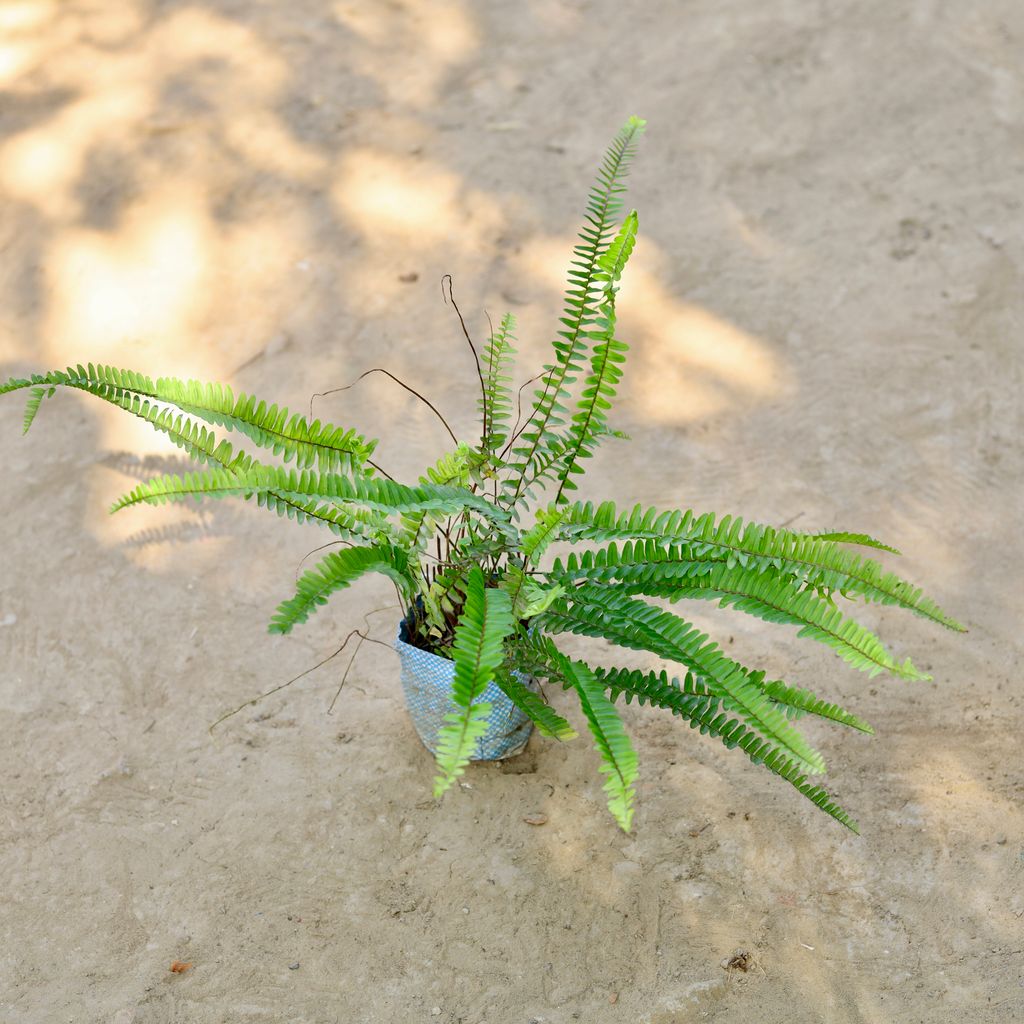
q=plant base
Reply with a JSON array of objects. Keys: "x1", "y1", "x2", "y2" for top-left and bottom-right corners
[{"x1": 395, "y1": 619, "x2": 534, "y2": 760}]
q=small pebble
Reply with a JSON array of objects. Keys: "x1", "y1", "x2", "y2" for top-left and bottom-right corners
[
  {"x1": 523, "y1": 813, "x2": 548, "y2": 826},
  {"x1": 609, "y1": 991, "x2": 618, "y2": 1004},
  {"x1": 398, "y1": 272, "x2": 419, "y2": 283},
  {"x1": 431, "y1": 1008, "x2": 441, "y2": 1017},
  {"x1": 288, "y1": 962, "x2": 300, "y2": 970}
]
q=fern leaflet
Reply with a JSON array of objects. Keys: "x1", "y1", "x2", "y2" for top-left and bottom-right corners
[{"x1": 493, "y1": 669, "x2": 577, "y2": 741}]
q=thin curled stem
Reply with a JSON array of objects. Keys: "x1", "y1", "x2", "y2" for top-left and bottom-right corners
[
  {"x1": 310, "y1": 367, "x2": 458, "y2": 445},
  {"x1": 441, "y1": 273, "x2": 486, "y2": 419},
  {"x1": 208, "y1": 607, "x2": 397, "y2": 732}
]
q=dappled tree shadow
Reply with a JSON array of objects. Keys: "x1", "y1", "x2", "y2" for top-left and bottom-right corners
[{"x1": 1, "y1": 2, "x2": 1021, "y2": 1022}]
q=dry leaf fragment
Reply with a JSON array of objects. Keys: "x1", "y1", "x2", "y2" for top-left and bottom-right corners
[
  {"x1": 169, "y1": 961, "x2": 192, "y2": 974},
  {"x1": 523, "y1": 813, "x2": 548, "y2": 826},
  {"x1": 720, "y1": 949, "x2": 752, "y2": 972}
]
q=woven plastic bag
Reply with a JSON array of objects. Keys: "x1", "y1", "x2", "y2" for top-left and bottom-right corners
[{"x1": 395, "y1": 618, "x2": 533, "y2": 760}]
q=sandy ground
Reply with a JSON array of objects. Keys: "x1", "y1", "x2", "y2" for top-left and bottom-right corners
[{"x1": 1, "y1": 2, "x2": 1023, "y2": 1021}]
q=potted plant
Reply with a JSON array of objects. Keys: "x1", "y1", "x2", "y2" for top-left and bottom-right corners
[{"x1": 1, "y1": 117, "x2": 962, "y2": 832}]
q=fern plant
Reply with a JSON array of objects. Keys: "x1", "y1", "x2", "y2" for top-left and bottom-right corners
[{"x1": 1, "y1": 117, "x2": 962, "y2": 833}]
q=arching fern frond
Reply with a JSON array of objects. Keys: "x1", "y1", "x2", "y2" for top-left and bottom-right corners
[
  {"x1": 255, "y1": 491, "x2": 393, "y2": 543},
  {"x1": 571, "y1": 660, "x2": 638, "y2": 832},
  {"x1": 536, "y1": 585, "x2": 826, "y2": 774},
  {"x1": 595, "y1": 666, "x2": 858, "y2": 832},
  {"x1": 433, "y1": 567, "x2": 515, "y2": 797},
  {"x1": 80, "y1": 385, "x2": 395, "y2": 543},
  {"x1": 551, "y1": 500, "x2": 965, "y2": 631},
  {"x1": 2, "y1": 365, "x2": 376, "y2": 474},
  {"x1": 553, "y1": 537, "x2": 721, "y2": 582},
  {"x1": 110, "y1": 465, "x2": 511, "y2": 528},
  {"x1": 108, "y1": 391, "x2": 394, "y2": 543},
  {"x1": 270, "y1": 545, "x2": 414, "y2": 634},
  {"x1": 551, "y1": 544, "x2": 924, "y2": 679},
  {"x1": 757, "y1": 678, "x2": 873, "y2": 733},
  {"x1": 520, "y1": 637, "x2": 872, "y2": 735}
]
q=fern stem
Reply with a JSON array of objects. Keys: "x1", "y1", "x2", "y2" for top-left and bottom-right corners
[
  {"x1": 309, "y1": 367, "x2": 458, "y2": 445},
  {"x1": 442, "y1": 274, "x2": 487, "y2": 422}
]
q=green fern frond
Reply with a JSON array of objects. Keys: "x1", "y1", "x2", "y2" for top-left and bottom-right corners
[
  {"x1": 757, "y1": 678, "x2": 873, "y2": 733},
  {"x1": 572, "y1": 661, "x2": 638, "y2": 831},
  {"x1": 85, "y1": 386, "x2": 394, "y2": 543},
  {"x1": 493, "y1": 669, "x2": 577, "y2": 741},
  {"x1": 552, "y1": 500, "x2": 964, "y2": 631},
  {"x1": 2, "y1": 365, "x2": 376, "y2": 474},
  {"x1": 592, "y1": 660, "x2": 872, "y2": 734},
  {"x1": 598, "y1": 207, "x2": 640, "y2": 282},
  {"x1": 551, "y1": 544, "x2": 923, "y2": 679},
  {"x1": 254, "y1": 491, "x2": 393, "y2": 543},
  {"x1": 552, "y1": 537, "x2": 721, "y2": 582},
  {"x1": 596, "y1": 666, "x2": 858, "y2": 832},
  {"x1": 110, "y1": 465, "x2": 510, "y2": 527},
  {"x1": 503, "y1": 117, "x2": 645, "y2": 509},
  {"x1": 270, "y1": 545, "x2": 413, "y2": 634},
  {"x1": 554, "y1": 210, "x2": 638, "y2": 503},
  {"x1": 433, "y1": 567, "x2": 515, "y2": 797},
  {"x1": 536, "y1": 585, "x2": 827, "y2": 774},
  {"x1": 116, "y1": 395, "x2": 392, "y2": 541},
  {"x1": 660, "y1": 566, "x2": 924, "y2": 679},
  {"x1": 534, "y1": 640, "x2": 638, "y2": 830},
  {"x1": 479, "y1": 313, "x2": 517, "y2": 458},
  {"x1": 803, "y1": 531, "x2": 901, "y2": 555}
]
